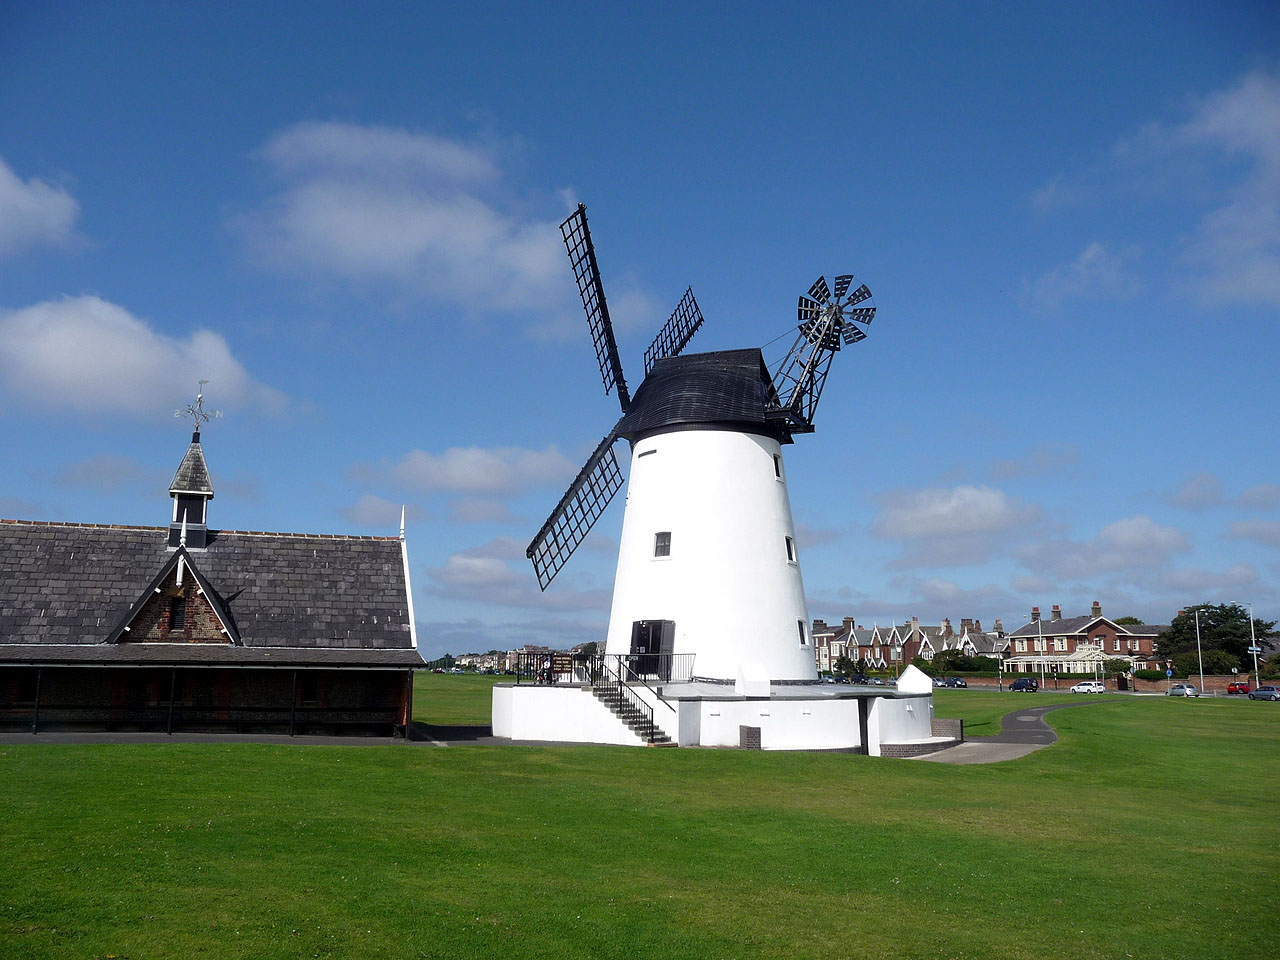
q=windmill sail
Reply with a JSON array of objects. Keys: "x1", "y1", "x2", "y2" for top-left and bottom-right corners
[
  {"x1": 561, "y1": 204, "x2": 630, "y2": 412},
  {"x1": 527, "y1": 430, "x2": 626, "y2": 590},
  {"x1": 642, "y1": 287, "x2": 704, "y2": 376}
]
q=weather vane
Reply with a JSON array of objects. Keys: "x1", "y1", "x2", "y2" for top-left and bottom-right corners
[{"x1": 175, "y1": 379, "x2": 223, "y2": 432}]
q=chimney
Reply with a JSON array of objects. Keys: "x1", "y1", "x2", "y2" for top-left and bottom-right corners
[
  {"x1": 813, "y1": 619, "x2": 829, "y2": 634},
  {"x1": 910, "y1": 615, "x2": 919, "y2": 640},
  {"x1": 842, "y1": 617, "x2": 856, "y2": 632},
  {"x1": 994, "y1": 618, "x2": 1004, "y2": 635},
  {"x1": 960, "y1": 618, "x2": 973, "y2": 634},
  {"x1": 974, "y1": 619, "x2": 982, "y2": 633},
  {"x1": 942, "y1": 617, "x2": 952, "y2": 637},
  {"x1": 1177, "y1": 609, "x2": 1185, "y2": 618},
  {"x1": 1031, "y1": 606, "x2": 1041, "y2": 622},
  {"x1": 1051, "y1": 604, "x2": 1062, "y2": 622},
  {"x1": 1092, "y1": 600, "x2": 1102, "y2": 619}
]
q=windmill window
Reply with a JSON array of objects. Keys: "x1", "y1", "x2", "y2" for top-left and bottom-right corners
[
  {"x1": 797, "y1": 620, "x2": 807, "y2": 646},
  {"x1": 773, "y1": 455, "x2": 784, "y2": 480},
  {"x1": 654, "y1": 531, "x2": 671, "y2": 558},
  {"x1": 784, "y1": 536, "x2": 796, "y2": 562},
  {"x1": 169, "y1": 596, "x2": 187, "y2": 632}
]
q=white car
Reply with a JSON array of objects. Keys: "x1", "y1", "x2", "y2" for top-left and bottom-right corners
[
  {"x1": 1167, "y1": 683, "x2": 1200, "y2": 697},
  {"x1": 1071, "y1": 680, "x2": 1106, "y2": 694}
]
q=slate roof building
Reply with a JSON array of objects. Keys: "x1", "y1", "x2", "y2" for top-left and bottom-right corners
[
  {"x1": 1, "y1": 429, "x2": 422, "y2": 735},
  {"x1": 1004, "y1": 603, "x2": 1165, "y2": 674}
]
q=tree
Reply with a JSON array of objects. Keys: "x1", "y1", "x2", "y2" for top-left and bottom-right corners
[
  {"x1": 1159, "y1": 604, "x2": 1275, "y2": 662},
  {"x1": 833, "y1": 655, "x2": 856, "y2": 677},
  {"x1": 1114, "y1": 616, "x2": 1144, "y2": 625},
  {"x1": 1172, "y1": 649, "x2": 1240, "y2": 678}
]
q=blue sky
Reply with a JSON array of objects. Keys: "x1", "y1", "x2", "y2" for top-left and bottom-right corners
[{"x1": 2, "y1": 2, "x2": 1277, "y2": 656}]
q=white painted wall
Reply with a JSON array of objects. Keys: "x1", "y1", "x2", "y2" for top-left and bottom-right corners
[
  {"x1": 491, "y1": 685, "x2": 645, "y2": 746},
  {"x1": 866, "y1": 696, "x2": 934, "y2": 756},
  {"x1": 605, "y1": 429, "x2": 816, "y2": 682},
  {"x1": 692, "y1": 697, "x2": 863, "y2": 749}
]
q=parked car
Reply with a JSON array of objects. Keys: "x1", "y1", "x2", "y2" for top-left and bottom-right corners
[
  {"x1": 932, "y1": 677, "x2": 945, "y2": 687},
  {"x1": 1248, "y1": 685, "x2": 1280, "y2": 701},
  {"x1": 848, "y1": 674, "x2": 871, "y2": 685},
  {"x1": 941, "y1": 677, "x2": 968, "y2": 688},
  {"x1": 1071, "y1": 680, "x2": 1106, "y2": 694},
  {"x1": 1009, "y1": 678, "x2": 1038, "y2": 692},
  {"x1": 1167, "y1": 683, "x2": 1200, "y2": 697},
  {"x1": 1227, "y1": 681, "x2": 1251, "y2": 695}
]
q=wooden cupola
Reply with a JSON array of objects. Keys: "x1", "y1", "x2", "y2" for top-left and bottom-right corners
[{"x1": 169, "y1": 431, "x2": 214, "y2": 548}]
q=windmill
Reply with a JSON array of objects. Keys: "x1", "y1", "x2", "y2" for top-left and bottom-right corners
[{"x1": 527, "y1": 204, "x2": 875, "y2": 683}]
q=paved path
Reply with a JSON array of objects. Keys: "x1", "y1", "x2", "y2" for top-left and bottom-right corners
[{"x1": 915, "y1": 698, "x2": 1105, "y2": 764}]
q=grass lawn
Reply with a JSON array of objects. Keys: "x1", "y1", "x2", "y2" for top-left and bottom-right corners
[
  {"x1": 931, "y1": 688, "x2": 1124, "y2": 736},
  {"x1": 412, "y1": 672, "x2": 505, "y2": 725},
  {"x1": 3, "y1": 697, "x2": 1278, "y2": 959}
]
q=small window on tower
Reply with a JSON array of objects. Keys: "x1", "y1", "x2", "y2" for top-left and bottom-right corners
[
  {"x1": 785, "y1": 536, "x2": 796, "y2": 562},
  {"x1": 654, "y1": 531, "x2": 671, "y2": 558},
  {"x1": 169, "y1": 596, "x2": 187, "y2": 632},
  {"x1": 773, "y1": 455, "x2": 783, "y2": 480},
  {"x1": 798, "y1": 620, "x2": 807, "y2": 646}
]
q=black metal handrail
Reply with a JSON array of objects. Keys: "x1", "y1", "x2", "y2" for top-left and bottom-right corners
[
  {"x1": 512, "y1": 652, "x2": 694, "y2": 686},
  {"x1": 593, "y1": 656, "x2": 657, "y2": 742}
]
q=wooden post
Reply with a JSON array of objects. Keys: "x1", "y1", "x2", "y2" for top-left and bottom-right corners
[
  {"x1": 166, "y1": 668, "x2": 177, "y2": 735},
  {"x1": 30, "y1": 667, "x2": 43, "y2": 735},
  {"x1": 289, "y1": 671, "x2": 298, "y2": 737},
  {"x1": 404, "y1": 670, "x2": 415, "y2": 737}
]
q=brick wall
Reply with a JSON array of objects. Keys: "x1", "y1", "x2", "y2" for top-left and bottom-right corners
[{"x1": 125, "y1": 567, "x2": 226, "y2": 643}]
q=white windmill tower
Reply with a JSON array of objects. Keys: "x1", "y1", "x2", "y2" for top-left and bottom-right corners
[{"x1": 527, "y1": 205, "x2": 876, "y2": 689}]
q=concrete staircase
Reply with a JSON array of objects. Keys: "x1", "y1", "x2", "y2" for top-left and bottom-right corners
[{"x1": 590, "y1": 685, "x2": 676, "y2": 747}]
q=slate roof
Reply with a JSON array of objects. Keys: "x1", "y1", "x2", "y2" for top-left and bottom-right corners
[
  {"x1": 1008, "y1": 615, "x2": 1104, "y2": 637},
  {"x1": 0, "y1": 520, "x2": 418, "y2": 663},
  {"x1": 616, "y1": 349, "x2": 786, "y2": 442},
  {"x1": 170, "y1": 433, "x2": 214, "y2": 496}
]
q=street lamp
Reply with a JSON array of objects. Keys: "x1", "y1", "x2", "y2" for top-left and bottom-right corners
[
  {"x1": 1193, "y1": 607, "x2": 1206, "y2": 696},
  {"x1": 1231, "y1": 601, "x2": 1260, "y2": 689}
]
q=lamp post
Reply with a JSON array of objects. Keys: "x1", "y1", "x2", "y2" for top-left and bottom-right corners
[
  {"x1": 1231, "y1": 601, "x2": 1261, "y2": 689},
  {"x1": 1194, "y1": 607, "x2": 1206, "y2": 696}
]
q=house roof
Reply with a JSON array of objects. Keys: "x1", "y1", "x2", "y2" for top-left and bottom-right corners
[
  {"x1": 0, "y1": 520, "x2": 417, "y2": 659},
  {"x1": 1007, "y1": 615, "x2": 1168, "y2": 639},
  {"x1": 170, "y1": 433, "x2": 214, "y2": 496}
]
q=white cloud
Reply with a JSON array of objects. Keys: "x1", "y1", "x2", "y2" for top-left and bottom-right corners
[
  {"x1": 1169, "y1": 472, "x2": 1224, "y2": 511},
  {"x1": 0, "y1": 156, "x2": 80, "y2": 256},
  {"x1": 1238, "y1": 484, "x2": 1280, "y2": 511},
  {"x1": 425, "y1": 537, "x2": 611, "y2": 612},
  {"x1": 0, "y1": 296, "x2": 286, "y2": 417},
  {"x1": 1175, "y1": 72, "x2": 1280, "y2": 305},
  {"x1": 1168, "y1": 473, "x2": 1280, "y2": 512},
  {"x1": 239, "y1": 121, "x2": 576, "y2": 315},
  {"x1": 1023, "y1": 242, "x2": 1141, "y2": 310},
  {"x1": 1019, "y1": 515, "x2": 1189, "y2": 581},
  {"x1": 1158, "y1": 563, "x2": 1259, "y2": 594},
  {"x1": 872, "y1": 484, "x2": 1041, "y2": 568},
  {"x1": 875, "y1": 485, "x2": 1039, "y2": 539},
  {"x1": 1226, "y1": 520, "x2": 1280, "y2": 549},
  {"x1": 340, "y1": 494, "x2": 424, "y2": 529},
  {"x1": 383, "y1": 445, "x2": 577, "y2": 495}
]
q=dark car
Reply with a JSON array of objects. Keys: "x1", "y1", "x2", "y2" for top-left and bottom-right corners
[
  {"x1": 1009, "y1": 678, "x2": 1038, "y2": 692},
  {"x1": 1248, "y1": 685, "x2": 1280, "y2": 701},
  {"x1": 847, "y1": 674, "x2": 871, "y2": 685},
  {"x1": 942, "y1": 677, "x2": 968, "y2": 688}
]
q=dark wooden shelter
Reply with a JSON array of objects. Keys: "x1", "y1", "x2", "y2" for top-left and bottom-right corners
[{"x1": 0, "y1": 431, "x2": 422, "y2": 735}]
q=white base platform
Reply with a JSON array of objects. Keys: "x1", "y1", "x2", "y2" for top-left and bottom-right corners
[{"x1": 492, "y1": 681, "x2": 934, "y2": 754}]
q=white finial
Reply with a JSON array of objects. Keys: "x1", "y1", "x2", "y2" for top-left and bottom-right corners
[
  {"x1": 400, "y1": 505, "x2": 406, "y2": 539},
  {"x1": 176, "y1": 511, "x2": 187, "y2": 586}
]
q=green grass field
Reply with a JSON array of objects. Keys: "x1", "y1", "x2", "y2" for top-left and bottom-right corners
[
  {"x1": 412, "y1": 672, "x2": 504, "y2": 725},
  {"x1": 3, "y1": 686, "x2": 1277, "y2": 959}
]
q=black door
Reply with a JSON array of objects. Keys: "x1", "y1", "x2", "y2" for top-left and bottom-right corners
[{"x1": 630, "y1": 620, "x2": 675, "y2": 679}]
